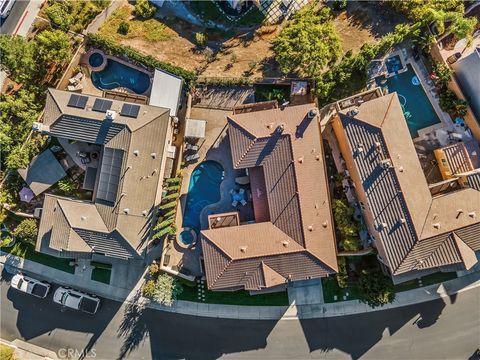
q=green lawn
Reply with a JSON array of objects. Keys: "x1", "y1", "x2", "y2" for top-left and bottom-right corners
[
  {"x1": 91, "y1": 267, "x2": 112, "y2": 284},
  {"x1": 394, "y1": 272, "x2": 457, "y2": 293},
  {"x1": 177, "y1": 281, "x2": 289, "y2": 306},
  {"x1": 1, "y1": 242, "x2": 75, "y2": 274}
]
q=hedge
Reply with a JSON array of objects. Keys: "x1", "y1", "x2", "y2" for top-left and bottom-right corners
[
  {"x1": 162, "y1": 192, "x2": 179, "y2": 202},
  {"x1": 166, "y1": 185, "x2": 181, "y2": 192},
  {"x1": 163, "y1": 208, "x2": 176, "y2": 218},
  {"x1": 165, "y1": 177, "x2": 182, "y2": 185},
  {"x1": 152, "y1": 226, "x2": 174, "y2": 239},
  {"x1": 86, "y1": 34, "x2": 197, "y2": 88},
  {"x1": 159, "y1": 200, "x2": 177, "y2": 210}
]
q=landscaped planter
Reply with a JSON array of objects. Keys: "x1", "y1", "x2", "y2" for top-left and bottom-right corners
[{"x1": 0, "y1": 230, "x2": 16, "y2": 248}]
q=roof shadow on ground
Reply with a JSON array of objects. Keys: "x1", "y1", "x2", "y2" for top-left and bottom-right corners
[{"x1": 298, "y1": 297, "x2": 446, "y2": 359}]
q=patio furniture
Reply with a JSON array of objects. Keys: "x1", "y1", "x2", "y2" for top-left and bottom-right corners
[
  {"x1": 240, "y1": 199, "x2": 247, "y2": 206},
  {"x1": 185, "y1": 153, "x2": 200, "y2": 162},
  {"x1": 185, "y1": 143, "x2": 199, "y2": 151},
  {"x1": 235, "y1": 175, "x2": 250, "y2": 185},
  {"x1": 230, "y1": 189, "x2": 236, "y2": 195},
  {"x1": 81, "y1": 156, "x2": 91, "y2": 164},
  {"x1": 238, "y1": 188, "x2": 245, "y2": 195},
  {"x1": 232, "y1": 200, "x2": 238, "y2": 207}
]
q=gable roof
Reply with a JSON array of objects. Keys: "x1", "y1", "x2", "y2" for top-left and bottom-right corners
[
  {"x1": 201, "y1": 104, "x2": 337, "y2": 291},
  {"x1": 37, "y1": 89, "x2": 171, "y2": 258},
  {"x1": 336, "y1": 92, "x2": 480, "y2": 275}
]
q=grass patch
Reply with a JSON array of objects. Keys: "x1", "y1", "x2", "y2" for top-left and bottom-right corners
[
  {"x1": 394, "y1": 272, "x2": 457, "y2": 293},
  {"x1": 322, "y1": 277, "x2": 361, "y2": 303},
  {"x1": 177, "y1": 281, "x2": 289, "y2": 306},
  {"x1": 1, "y1": 242, "x2": 75, "y2": 274},
  {"x1": 91, "y1": 267, "x2": 112, "y2": 284},
  {"x1": 98, "y1": 5, "x2": 173, "y2": 42},
  {"x1": 254, "y1": 84, "x2": 290, "y2": 103},
  {"x1": 0, "y1": 343, "x2": 16, "y2": 360}
]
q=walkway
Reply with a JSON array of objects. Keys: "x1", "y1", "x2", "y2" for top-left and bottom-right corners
[
  {"x1": 2, "y1": 249, "x2": 479, "y2": 320},
  {"x1": 85, "y1": 0, "x2": 125, "y2": 34}
]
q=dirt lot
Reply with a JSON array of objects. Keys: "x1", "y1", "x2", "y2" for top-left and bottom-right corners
[{"x1": 97, "y1": 2, "x2": 404, "y2": 79}]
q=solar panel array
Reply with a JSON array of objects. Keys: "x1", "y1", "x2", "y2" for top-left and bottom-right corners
[
  {"x1": 96, "y1": 148, "x2": 124, "y2": 204},
  {"x1": 120, "y1": 103, "x2": 140, "y2": 118},
  {"x1": 67, "y1": 94, "x2": 88, "y2": 109},
  {"x1": 92, "y1": 99, "x2": 113, "y2": 113}
]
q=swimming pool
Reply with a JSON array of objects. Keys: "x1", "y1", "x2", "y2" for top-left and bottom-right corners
[
  {"x1": 385, "y1": 55, "x2": 403, "y2": 74},
  {"x1": 91, "y1": 59, "x2": 151, "y2": 94},
  {"x1": 182, "y1": 161, "x2": 224, "y2": 241},
  {"x1": 376, "y1": 64, "x2": 441, "y2": 137},
  {"x1": 89, "y1": 52, "x2": 104, "y2": 68}
]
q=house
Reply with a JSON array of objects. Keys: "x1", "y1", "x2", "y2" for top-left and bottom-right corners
[
  {"x1": 35, "y1": 89, "x2": 175, "y2": 261},
  {"x1": 332, "y1": 91, "x2": 480, "y2": 284},
  {"x1": 200, "y1": 103, "x2": 338, "y2": 292}
]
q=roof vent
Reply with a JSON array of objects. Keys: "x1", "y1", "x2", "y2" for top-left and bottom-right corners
[
  {"x1": 380, "y1": 159, "x2": 392, "y2": 169},
  {"x1": 315, "y1": 154, "x2": 321, "y2": 161},
  {"x1": 266, "y1": 122, "x2": 274, "y2": 129},
  {"x1": 142, "y1": 210, "x2": 148, "y2": 216},
  {"x1": 433, "y1": 223, "x2": 441, "y2": 229},
  {"x1": 151, "y1": 153, "x2": 156, "y2": 159},
  {"x1": 298, "y1": 157, "x2": 304, "y2": 163},
  {"x1": 240, "y1": 246, "x2": 247, "y2": 253},
  {"x1": 282, "y1": 240, "x2": 289, "y2": 247},
  {"x1": 348, "y1": 107, "x2": 359, "y2": 117},
  {"x1": 456, "y1": 209, "x2": 463, "y2": 218},
  {"x1": 308, "y1": 108, "x2": 318, "y2": 118},
  {"x1": 133, "y1": 150, "x2": 139, "y2": 156},
  {"x1": 399, "y1": 166, "x2": 404, "y2": 173},
  {"x1": 105, "y1": 110, "x2": 117, "y2": 120},
  {"x1": 81, "y1": 216, "x2": 87, "y2": 221},
  {"x1": 378, "y1": 222, "x2": 387, "y2": 230},
  {"x1": 308, "y1": 225, "x2": 314, "y2": 232},
  {"x1": 322, "y1": 221, "x2": 328, "y2": 228},
  {"x1": 469, "y1": 212, "x2": 476, "y2": 218},
  {"x1": 152, "y1": 169, "x2": 158, "y2": 175},
  {"x1": 276, "y1": 124, "x2": 285, "y2": 133},
  {"x1": 375, "y1": 141, "x2": 381, "y2": 149},
  {"x1": 357, "y1": 146, "x2": 364, "y2": 153},
  {"x1": 399, "y1": 218, "x2": 406, "y2": 224},
  {"x1": 123, "y1": 208, "x2": 130, "y2": 214}
]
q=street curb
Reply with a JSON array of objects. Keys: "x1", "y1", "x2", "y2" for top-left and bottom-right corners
[{"x1": 2, "y1": 252, "x2": 479, "y2": 320}]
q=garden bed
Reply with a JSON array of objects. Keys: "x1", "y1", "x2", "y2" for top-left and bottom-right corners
[
  {"x1": 1, "y1": 242, "x2": 75, "y2": 274},
  {"x1": 91, "y1": 266, "x2": 112, "y2": 284}
]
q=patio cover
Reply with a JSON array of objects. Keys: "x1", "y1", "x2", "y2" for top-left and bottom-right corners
[
  {"x1": 149, "y1": 68, "x2": 183, "y2": 116},
  {"x1": 18, "y1": 149, "x2": 67, "y2": 196},
  {"x1": 185, "y1": 118, "x2": 206, "y2": 139}
]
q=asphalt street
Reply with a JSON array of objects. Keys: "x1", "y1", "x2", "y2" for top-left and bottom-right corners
[
  {"x1": 0, "y1": 0, "x2": 28, "y2": 35},
  {"x1": 1, "y1": 271, "x2": 479, "y2": 360}
]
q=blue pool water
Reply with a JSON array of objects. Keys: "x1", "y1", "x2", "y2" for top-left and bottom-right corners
[
  {"x1": 385, "y1": 55, "x2": 403, "y2": 74},
  {"x1": 91, "y1": 59, "x2": 151, "y2": 94},
  {"x1": 89, "y1": 52, "x2": 104, "y2": 67},
  {"x1": 376, "y1": 64, "x2": 441, "y2": 138},
  {"x1": 182, "y1": 161, "x2": 224, "y2": 234}
]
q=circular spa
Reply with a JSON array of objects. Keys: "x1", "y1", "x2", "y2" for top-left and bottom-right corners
[{"x1": 86, "y1": 50, "x2": 107, "y2": 72}]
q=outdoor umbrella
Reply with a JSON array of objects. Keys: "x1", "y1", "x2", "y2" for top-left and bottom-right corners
[{"x1": 19, "y1": 187, "x2": 35, "y2": 203}]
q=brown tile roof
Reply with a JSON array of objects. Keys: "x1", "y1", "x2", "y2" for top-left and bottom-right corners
[
  {"x1": 201, "y1": 104, "x2": 337, "y2": 291},
  {"x1": 335, "y1": 92, "x2": 480, "y2": 275}
]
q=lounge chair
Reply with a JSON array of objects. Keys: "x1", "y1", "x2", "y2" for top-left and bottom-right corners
[
  {"x1": 67, "y1": 83, "x2": 84, "y2": 92},
  {"x1": 238, "y1": 188, "x2": 245, "y2": 195},
  {"x1": 240, "y1": 199, "x2": 247, "y2": 206},
  {"x1": 185, "y1": 143, "x2": 199, "y2": 151},
  {"x1": 232, "y1": 200, "x2": 238, "y2": 207},
  {"x1": 185, "y1": 153, "x2": 200, "y2": 162}
]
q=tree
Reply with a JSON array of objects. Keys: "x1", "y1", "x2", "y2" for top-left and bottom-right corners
[
  {"x1": 439, "y1": 90, "x2": 468, "y2": 117},
  {"x1": 449, "y1": 13, "x2": 477, "y2": 44},
  {"x1": 13, "y1": 219, "x2": 38, "y2": 245},
  {"x1": 135, "y1": 0, "x2": 156, "y2": 19},
  {"x1": 433, "y1": 62, "x2": 453, "y2": 88},
  {"x1": 272, "y1": 4, "x2": 341, "y2": 77},
  {"x1": 58, "y1": 179, "x2": 75, "y2": 194},
  {"x1": 332, "y1": 199, "x2": 361, "y2": 251},
  {"x1": 35, "y1": 30, "x2": 72, "y2": 67},
  {"x1": 44, "y1": 0, "x2": 73, "y2": 31},
  {"x1": 195, "y1": 32, "x2": 206, "y2": 47},
  {"x1": 358, "y1": 267, "x2": 395, "y2": 308},
  {"x1": 0, "y1": 35, "x2": 36, "y2": 83},
  {"x1": 336, "y1": 257, "x2": 348, "y2": 289},
  {"x1": 117, "y1": 21, "x2": 130, "y2": 35}
]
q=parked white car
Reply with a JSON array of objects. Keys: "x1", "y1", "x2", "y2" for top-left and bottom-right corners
[
  {"x1": 0, "y1": 0, "x2": 15, "y2": 18},
  {"x1": 10, "y1": 274, "x2": 50, "y2": 298},
  {"x1": 53, "y1": 287, "x2": 100, "y2": 314}
]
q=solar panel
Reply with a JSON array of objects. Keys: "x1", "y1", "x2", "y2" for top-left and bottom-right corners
[
  {"x1": 120, "y1": 103, "x2": 140, "y2": 118},
  {"x1": 92, "y1": 99, "x2": 113, "y2": 112},
  {"x1": 96, "y1": 148, "x2": 124, "y2": 204},
  {"x1": 67, "y1": 94, "x2": 88, "y2": 109}
]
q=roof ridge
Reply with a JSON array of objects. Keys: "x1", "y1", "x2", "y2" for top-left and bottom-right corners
[
  {"x1": 236, "y1": 138, "x2": 258, "y2": 167},
  {"x1": 379, "y1": 92, "x2": 396, "y2": 128}
]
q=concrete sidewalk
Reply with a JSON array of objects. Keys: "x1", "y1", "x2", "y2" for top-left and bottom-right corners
[{"x1": 1, "y1": 251, "x2": 479, "y2": 320}]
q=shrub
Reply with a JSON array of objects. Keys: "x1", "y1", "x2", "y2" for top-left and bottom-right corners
[
  {"x1": 86, "y1": 34, "x2": 197, "y2": 88},
  {"x1": 0, "y1": 343, "x2": 16, "y2": 360},
  {"x1": 332, "y1": 0, "x2": 347, "y2": 11},
  {"x1": 13, "y1": 219, "x2": 38, "y2": 245},
  {"x1": 336, "y1": 257, "x2": 348, "y2": 289},
  {"x1": 163, "y1": 208, "x2": 176, "y2": 218},
  {"x1": 165, "y1": 185, "x2": 181, "y2": 192},
  {"x1": 332, "y1": 199, "x2": 361, "y2": 250},
  {"x1": 58, "y1": 178, "x2": 75, "y2": 194},
  {"x1": 135, "y1": 0, "x2": 157, "y2": 19},
  {"x1": 433, "y1": 62, "x2": 453, "y2": 88},
  {"x1": 439, "y1": 90, "x2": 468, "y2": 117},
  {"x1": 151, "y1": 273, "x2": 183, "y2": 306},
  {"x1": 117, "y1": 21, "x2": 130, "y2": 35},
  {"x1": 142, "y1": 279, "x2": 157, "y2": 298},
  {"x1": 195, "y1": 32, "x2": 206, "y2": 46},
  {"x1": 149, "y1": 262, "x2": 159, "y2": 276},
  {"x1": 154, "y1": 217, "x2": 174, "y2": 231},
  {"x1": 165, "y1": 177, "x2": 182, "y2": 185},
  {"x1": 152, "y1": 226, "x2": 172, "y2": 239},
  {"x1": 158, "y1": 200, "x2": 177, "y2": 210},
  {"x1": 358, "y1": 267, "x2": 395, "y2": 308},
  {"x1": 162, "y1": 192, "x2": 179, "y2": 201}
]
